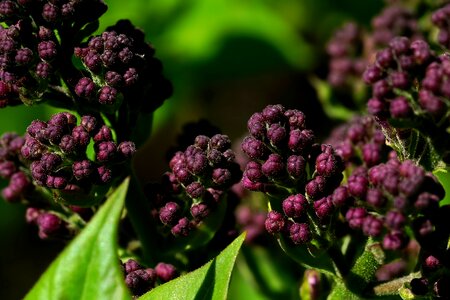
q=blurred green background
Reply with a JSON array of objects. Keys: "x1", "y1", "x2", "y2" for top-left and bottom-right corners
[{"x1": 0, "y1": 0, "x2": 385, "y2": 299}]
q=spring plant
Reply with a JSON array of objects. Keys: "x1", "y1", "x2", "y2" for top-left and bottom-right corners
[{"x1": 2, "y1": 0, "x2": 450, "y2": 299}]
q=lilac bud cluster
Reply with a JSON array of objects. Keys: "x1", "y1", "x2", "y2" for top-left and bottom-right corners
[
  {"x1": 145, "y1": 134, "x2": 241, "y2": 237},
  {"x1": 235, "y1": 205, "x2": 267, "y2": 244},
  {"x1": 325, "y1": 116, "x2": 387, "y2": 167},
  {"x1": 74, "y1": 20, "x2": 172, "y2": 112},
  {"x1": 0, "y1": 132, "x2": 31, "y2": 202},
  {"x1": 326, "y1": 22, "x2": 366, "y2": 88},
  {"x1": 21, "y1": 112, "x2": 136, "y2": 200},
  {"x1": 341, "y1": 155, "x2": 445, "y2": 251},
  {"x1": 363, "y1": 37, "x2": 437, "y2": 119},
  {"x1": 370, "y1": 5, "x2": 421, "y2": 48},
  {"x1": 25, "y1": 207, "x2": 71, "y2": 240},
  {"x1": 121, "y1": 259, "x2": 178, "y2": 296},
  {"x1": 241, "y1": 105, "x2": 344, "y2": 246},
  {"x1": 0, "y1": 0, "x2": 107, "y2": 108},
  {"x1": 431, "y1": 3, "x2": 450, "y2": 49}
]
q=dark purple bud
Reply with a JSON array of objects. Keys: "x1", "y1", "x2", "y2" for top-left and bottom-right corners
[
  {"x1": 375, "y1": 48, "x2": 394, "y2": 68},
  {"x1": 117, "y1": 141, "x2": 136, "y2": 159},
  {"x1": 414, "y1": 192, "x2": 439, "y2": 213},
  {"x1": 97, "y1": 165, "x2": 112, "y2": 183},
  {"x1": 241, "y1": 136, "x2": 267, "y2": 160},
  {"x1": 124, "y1": 259, "x2": 142, "y2": 274},
  {"x1": 363, "y1": 65, "x2": 383, "y2": 84},
  {"x1": 332, "y1": 186, "x2": 351, "y2": 207},
  {"x1": 93, "y1": 125, "x2": 113, "y2": 142},
  {"x1": 314, "y1": 196, "x2": 334, "y2": 220},
  {"x1": 265, "y1": 210, "x2": 285, "y2": 234},
  {"x1": 419, "y1": 90, "x2": 445, "y2": 117},
  {"x1": 390, "y1": 96, "x2": 411, "y2": 118},
  {"x1": 185, "y1": 181, "x2": 205, "y2": 199},
  {"x1": 241, "y1": 174, "x2": 264, "y2": 191},
  {"x1": 247, "y1": 112, "x2": 266, "y2": 138},
  {"x1": 288, "y1": 129, "x2": 314, "y2": 154},
  {"x1": 21, "y1": 137, "x2": 45, "y2": 159},
  {"x1": 172, "y1": 164, "x2": 192, "y2": 185},
  {"x1": 367, "y1": 98, "x2": 386, "y2": 116},
  {"x1": 125, "y1": 269, "x2": 153, "y2": 296},
  {"x1": 389, "y1": 71, "x2": 409, "y2": 89},
  {"x1": 72, "y1": 126, "x2": 90, "y2": 148},
  {"x1": 285, "y1": 109, "x2": 306, "y2": 130},
  {"x1": 105, "y1": 71, "x2": 123, "y2": 87},
  {"x1": 59, "y1": 135, "x2": 76, "y2": 153},
  {"x1": 315, "y1": 148, "x2": 342, "y2": 177},
  {"x1": 38, "y1": 26, "x2": 54, "y2": 41},
  {"x1": 98, "y1": 85, "x2": 118, "y2": 105},
  {"x1": 46, "y1": 175, "x2": 67, "y2": 189},
  {"x1": 0, "y1": 161, "x2": 16, "y2": 178},
  {"x1": 37, "y1": 212, "x2": 63, "y2": 239},
  {"x1": 389, "y1": 37, "x2": 410, "y2": 55},
  {"x1": 207, "y1": 149, "x2": 222, "y2": 165},
  {"x1": 347, "y1": 173, "x2": 368, "y2": 199},
  {"x1": 366, "y1": 188, "x2": 386, "y2": 208},
  {"x1": 75, "y1": 77, "x2": 96, "y2": 98},
  {"x1": 305, "y1": 176, "x2": 327, "y2": 200},
  {"x1": 194, "y1": 135, "x2": 210, "y2": 150},
  {"x1": 345, "y1": 207, "x2": 367, "y2": 229},
  {"x1": 262, "y1": 154, "x2": 284, "y2": 178},
  {"x1": 385, "y1": 211, "x2": 405, "y2": 230},
  {"x1": 73, "y1": 160, "x2": 94, "y2": 180},
  {"x1": 36, "y1": 62, "x2": 52, "y2": 78},
  {"x1": 123, "y1": 68, "x2": 138, "y2": 86},
  {"x1": 286, "y1": 155, "x2": 306, "y2": 179},
  {"x1": 362, "y1": 215, "x2": 383, "y2": 237},
  {"x1": 282, "y1": 194, "x2": 308, "y2": 218},
  {"x1": 100, "y1": 50, "x2": 117, "y2": 68},
  {"x1": 267, "y1": 123, "x2": 286, "y2": 146},
  {"x1": 96, "y1": 141, "x2": 117, "y2": 162},
  {"x1": 15, "y1": 48, "x2": 33, "y2": 65},
  {"x1": 38, "y1": 41, "x2": 57, "y2": 61},
  {"x1": 44, "y1": 125, "x2": 64, "y2": 144},
  {"x1": 83, "y1": 50, "x2": 101, "y2": 72},
  {"x1": 410, "y1": 39, "x2": 431, "y2": 65},
  {"x1": 118, "y1": 47, "x2": 133, "y2": 64},
  {"x1": 383, "y1": 231, "x2": 409, "y2": 250},
  {"x1": 209, "y1": 134, "x2": 231, "y2": 151},
  {"x1": 212, "y1": 168, "x2": 232, "y2": 186},
  {"x1": 171, "y1": 217, "x2": 192, "y2": 237},
  {"x1": 159, "y1": 202, "x2": 180, "y2": 225},
  {"x1": 423, "y1": 255, "x2": 442, "y2": 273},
  {"x1": 42, "y1": 3, "x2": 59, "y2": 23},
  {"x1": 27, "y1": 120, "x2": 47, "y2": 140},
  {"x1": 289, "y1": 222, "x2": 311, "y2": 244},
  {"x1": 80, "y1": 116, "x2": 97, "y2": 133},
  {"x1": 373, "y1": 80, "x2": 391, "y2": 98},
  {"x1": 40, "y1": 152, "x2": 61, "y2": 171},
  {"x1": 262, "y1": 104, "x2": 285, "y2": 123},
  {"x1": 190, "y1": 203, "x2": 210, "y2": 220},
  {"x1": 25, "y1": 207, "x2": 41, "y2": 225},
  {"x1": 155, "y1": 263, "x2": 178, "y2": 283}
]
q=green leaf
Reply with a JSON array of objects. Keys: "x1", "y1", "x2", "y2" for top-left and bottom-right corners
[
  {"x1": 140, "y1": 232, "x2": 246, "y2": 300},
  {"x1": 25, "y1": 178, "x2": 131, "y2": 300}
]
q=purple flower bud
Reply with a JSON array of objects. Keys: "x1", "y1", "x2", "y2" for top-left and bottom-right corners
[
  {"x1": 96, "y1": 141, "x2": 117, "y2": 162},
  {"x1": 382, "y1": 231, "x2": 408, "y2": 250},
  {"x1": 247, "y1": 112, "x2": 266, "y2": 138},
  {"x1": 410, "y1": 39, "x2": 431, "y2": 65},
  {"x1": 286, "y1": 155, "x2": 306, "y2": 179},
  {"x1": 362, "y1": 215, "x2": 383, "y2": 237},
  {"x1": 241, "y1": 136, "x2": 267, "y2": 160},
  {"x1": 185, "y1": 181, "x2": 205, "y2": 199},
  {"x1": 190, "y1": 203, "x2": 210, "y2": 220},
  {"x1": 171, "y1": 217, "x2": 192, "y2": 237},
  {"x1": 97, "y1": 165, "x2": 112, "y2": 183},
  {"x1": 27, "y1": 120, "x2": 47, "y2": 139},
  {"x1": 332, "y1": 186, "x2": 351, "y2": 207},
  {"x1": 212, "y1": 168, "x2": 232, "y2": 186},
  {"x1": 42, "y1": 3, "x2": 59, "y2": 23},
  {"x1": 59, "y1": 135, "x2": 76, "y2": 153},
  {"x1": 37, "y1": 212, "x2": 63, "y2": 239},
  {"x1": 347, "y1": 173, "x2": 368, "y2": 199},
  {"x1": 38, "y1": 41, "x2": 57, "y2": 61},
  {"x1": 289, "y1": 222, "x2": 311, "y2": 244},
  {"x1": 155, "y1": 263, "x2": 178, "y2": 283},
  {"x1": 194, "y1": 135, "x2": 210, "y2": 150},
  {"x1": 363, "y1": 65, "x2": 383, "y2": 84},
  {"x1": 124, "y1": 259, "x2": 142, "y2": 274},
  {"x1": 385, "y1": 211, "x2": 405, "y2": 230},
  {"x1": 25, "y1": 207, "x2": 41, "y2": 225},
  {"x1": 0, "y1": 161, "x2": 16, "y2": 178},
  {"x1": 414, "y1": 192, "x2": 439, "y2": 213},
  {"x1": 288, "y1": 129, "x2": 314, "y2": 154},
  {"x1": 366, "y1": 188, "x2": 386, "y2": 208},
  {"x1": 262, "y1": 104, "x2": 285, "y2": 123},
  {"x1": 241, "y1": 175, "x2": 264, "y2": 191},
  {"x1": 75, "y1": 77, "x2": 96, "y2": 98},
  {"x1": 315, "y1": 148, "x2": 342, "y2": 177},
  {"x1": 345, "y1": 207, "x2": 367, "y2": 229},
  {"x1": 159, "y1": 202, "x2": 180, "y2": 225},
  {"x1": 261, "y1": 154, "x2": 284, "y2": 178},
  {"x1": 367, "y1": 97, "x2": 386, "y2": 116},
  {"x1": 73, "y1": 160, "x2": 94, "y2": 180},
  {"x1": 80, "y1": 116, "x2": 97, "y2": 133},
  {"x1": 284, "y1": 109, "x2": 306, "y2": 130},
  {"x1": 423, "y1": 255, "x2": 442, "y2": 273},
  {"x1": 265, "y1": 210, "x2": 285, "y2": 234},
  {"x1": 390, "y1": 96, "x2": 411, "y2": 118},
  {"x1": 72, "y1": 126, "x2": 90, "y2": 148},
  {"x1": 125, "y1": 269, "x2": 153, "y2": 296},
  {"x1": 117, "y1": 141, "x2": 136, "y2": 159},
  {"x1": 15, "y1": 47, "x2": 33, "y2": 65},
  {"x1": 21, "y1": 137, "x2": 45, "y2": 160},
  {"x1": 172, "y1": 164, "x2": 192, "y2": 185},
  {"x1": 314, "y1": 196, "x2": 334, "y2": 221},
  {"x1": 46, "y1": 175, "x2": 67, "y2": 189},
  {"x1": 267, "y1": 123, "x2": 286, "y2": 146},
  {"x1": 375, "y1": 48, "x2": 394, "y2": 68},
  {"x1": 123, "y1": 68, "x2": 138, "y2": 86},
  {"x1": 98, "y1": 85, "x2": 118, "y2": 105},
  {"x1": 282, "y1": 194, "x2": 308, "y2": 218},
  {"x1": 83, "y1": 50, "x2": 101, "y2": 72},
  {"x1": 209, "y1": 134, "x2": 231, "y2": 151},
  {"x1": 93, "y1": 125, "x2": 113, "y2": 142},
  {"x1": 40, "y1": 152, "x2": 62, "y2": 172},
  {"x1": 305, "y1": 176, "x2": 327, "y2": 200},
  {"x1": 185, "y1": 149, "x2": 207, "y2": 175}
]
